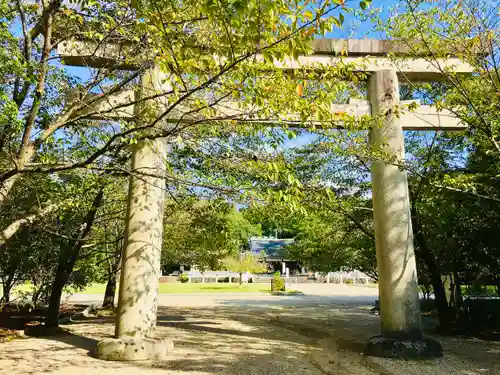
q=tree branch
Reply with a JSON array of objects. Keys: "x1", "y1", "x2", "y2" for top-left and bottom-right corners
[
  {"x1": 29, "y1": 0, "x2": 62, "y2": 41},
  {"x1": 0, "y1": 203, "x2": 58, "y2": 248}
]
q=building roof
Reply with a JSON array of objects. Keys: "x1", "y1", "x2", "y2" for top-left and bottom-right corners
[{"x1": 249, "y1": 237, "x2": 294, "y2": 258}]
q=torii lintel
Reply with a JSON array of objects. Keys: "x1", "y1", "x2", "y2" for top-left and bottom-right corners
[{"x1": 57, "y1": 38, "x2": 476, "y2": 81}]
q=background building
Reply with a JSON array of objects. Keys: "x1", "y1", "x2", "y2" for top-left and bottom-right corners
[{"x1": 248, "y1": 237, "x2": 303, "y2": 274}]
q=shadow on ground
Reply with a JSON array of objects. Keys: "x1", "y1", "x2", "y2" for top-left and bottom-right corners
[{"x1": 0, "y1": 303, "x2": 500, "y2": 375}]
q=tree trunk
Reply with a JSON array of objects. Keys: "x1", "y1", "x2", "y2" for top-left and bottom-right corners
[
  {"x1": 430, "y1": 269, "x2": 452, "y2": 332},
  {"x1": 32, "y1": 281, "x2": 49, "y2": 306},
  {"x1": 239, "y1": 272, "x2": 243, "y2": 286},
  {"x1": 102, "y1": 239, "x2": 121, "y2": 309},
  {"x1": 453, "y1": 273, "x2": 463, "y2": 310},
  {"x1": 447, "y1": 272, "x2": 463, "y2": 323},
  {"x1": 31, "y1": 281, "x2": 41, "y2": 305},
  {"x1": 411, "y1": 201, "x2": 452, "y2": 332},
  {"x1": 46, "y1": 189, "x2": 104, "y2": 328},
  {"x1": 0, "y1": 274, "x2": 16, "y2": 306},
  {"x1": 46, "y1": 263, "x2": 70, "y2": 328},
  {"x1": 102, "y1": 274, "x2": 117, "y2": 309},
  {"x1": 0, "y1": 284, "x2": 11, "y2": 304}
]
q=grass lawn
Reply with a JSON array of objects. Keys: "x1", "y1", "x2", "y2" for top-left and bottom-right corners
[
  {"x1": 1, "y1": 282, "x2": 33, "y2": 297},
  {"x1": 80, "y1": 282, "x2": 270, "y2": 294}
]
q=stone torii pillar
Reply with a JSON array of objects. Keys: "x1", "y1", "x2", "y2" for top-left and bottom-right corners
[
  {"x1": 364, "y1": 70, "x2": 441, "y2": 358},
  {"x1": 97, "y1": 66, "x2": 174, "y2": 360},
  {"x1": 114, "y1": 66, "x2": 166, "y2": 339},
  {"x1": 58, "y1": 51, "x2": 174, "y2": 358}
]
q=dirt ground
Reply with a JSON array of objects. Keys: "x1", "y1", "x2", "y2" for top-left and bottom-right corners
[{"x1": 0, "y1": 300, "x2": 499, "y2": 375}]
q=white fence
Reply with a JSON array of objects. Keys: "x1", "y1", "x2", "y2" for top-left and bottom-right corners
[
  {"x1": 327, "y1": 271, "x2": 373, "y2": 284},
  {"x1": 180, "y1": 270, "x2": 373, "y2": 284},
  {"x1": 186, "y1": 270, "x2": 244, "y2": 283}
]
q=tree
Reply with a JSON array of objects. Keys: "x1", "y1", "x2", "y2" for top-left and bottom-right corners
[
  {"x1": 46, "y1": 187, "x2": 104, "y2": 327},
  {"x1": 162, "y1": 198, "x2": 260, "y2": 271},
  {"x1": 0, "y1": 172, "x2": 74, "y2": 305},
  {"x1": 242, "y1": 203, "x2": 304, "y2": 238},
  {"x1": 241, "y1": 138, "x2": 378, "y2": 277},
  {"x1": 0, "y1": 164, "x2": 127, "y2": 324},
  {"x1": 248, "y1": 198, "x2": 377, "y2": 278},
  {"x1": 223, "y1": 252, "x2": 267, "y2": 285},
  {"x1": 378, "y1": 0, "x2": 500, "y2": 200},
  {"x1": 406, "y1": 136, "x2": 500, "y2": 330},
  {"x1": 83, "y1": 179, "x2": 127, "y2": 310},
  {"x1": 0, "y1": 0, "x2": 371, "y2": 328},
  {"x1": 43, "y1": 174, "x2": 129, "y2": 325},
  {"x1": 0, "y1": 0, "x2": 369, "y2": 246}
]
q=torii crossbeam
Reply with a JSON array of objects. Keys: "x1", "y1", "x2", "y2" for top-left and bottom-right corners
[{"x1": 58, "y1": 38, "x2": 471, "y2": 361}]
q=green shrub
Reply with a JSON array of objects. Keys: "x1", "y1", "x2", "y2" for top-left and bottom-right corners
[
  {"x1": 271, "y1": 272, "x2": 285, "y2": 291},
  {"x1": 179, "y1": 274, "x2": 189, "y2": 283}
]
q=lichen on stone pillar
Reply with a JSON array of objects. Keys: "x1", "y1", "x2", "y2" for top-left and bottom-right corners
[
  {"x1": 365, "y1": 69, "x2": 442, "y2": 359},
  {"x1": 94, "y1": 65, "x2": 173, "y2": 361}
]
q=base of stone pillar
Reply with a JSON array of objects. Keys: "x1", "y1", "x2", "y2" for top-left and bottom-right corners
[
  {"x1": 364, "y1": 335, "x2": 443, "y2": 359},
  {"x1": 94, "y1": 337, "x2": 174, "y2": 361}
]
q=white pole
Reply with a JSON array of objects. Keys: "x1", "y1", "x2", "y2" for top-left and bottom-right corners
[
  {"x1": 368, "y1": 69, "x2": 422, "y2": 340},
  {"x1": 115, "y1": 66, "x2": 167, "y2": 339}
]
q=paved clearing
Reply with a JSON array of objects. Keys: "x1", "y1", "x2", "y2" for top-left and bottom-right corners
[
  {"x1": 68, "y1": 283, "x2": 379, "y2": 307},
  {"x1": 1, "y1": 285, "x2": 499, "y2": 375}
]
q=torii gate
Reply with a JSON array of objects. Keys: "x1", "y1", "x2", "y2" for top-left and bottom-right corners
[{"x1": 58, "y1": 39, "x2": 471, "y2": 360}]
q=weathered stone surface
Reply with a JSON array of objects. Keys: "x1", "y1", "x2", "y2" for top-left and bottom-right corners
[
  {"x1": 368, "y1": 70, "x2": 424, "y2": 338},
  {"x1": 114, "y1": 66, "x2": 168, "y2": 339},
  {"x1": 59, "y1": 38, "x2": 476, "y2": 81},
  {"x1": 364, "y1": 335, "x2": 443, "y2": 359},
  {"x1": 94, "y1": 337, "x2": 174, "y2": 361},
  {"x1": 366, "y1": 70, "x2": 444, "y2": 359}
]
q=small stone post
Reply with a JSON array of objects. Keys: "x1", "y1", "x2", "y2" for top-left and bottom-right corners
[
  {"x1": 364, "y1": 70, "x2": 442, "y2": 359},
  {"x1": 95, "y1": 66, "x2": 173, "y2": 361}
]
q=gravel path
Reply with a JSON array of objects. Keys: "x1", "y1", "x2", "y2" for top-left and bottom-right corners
[
  {"x1": 67, "y1": 283, "x2": 379, "y2": 307},
  {"x1": 0, "y1": 286, "x2": 498, "y2": 375}
]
